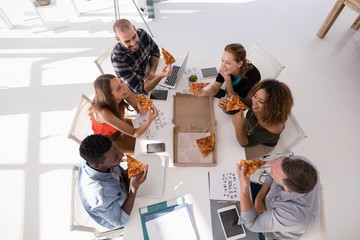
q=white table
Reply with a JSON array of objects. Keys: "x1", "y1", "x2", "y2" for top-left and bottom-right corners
[{"x1": 123, "y1": 75, "x2": 246, "y2": 240}]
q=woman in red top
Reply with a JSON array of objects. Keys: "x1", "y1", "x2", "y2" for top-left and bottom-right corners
[{"x1": 91, "y1": 74, "x2": 158, "y2": 153}]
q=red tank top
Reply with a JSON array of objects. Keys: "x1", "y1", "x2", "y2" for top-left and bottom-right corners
[{"x1": 91, "y1": 104, "x2": 125, "y2": 136}]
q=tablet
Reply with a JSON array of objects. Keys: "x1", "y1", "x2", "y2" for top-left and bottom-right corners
[
  {"x1": 201, "y1": 67, "x2": 218, "y2": 78},
  {"x1": 217, "y1": 205, "x2": 246, "y2": 240},
  {"x1": 149, "y1": 89, "x2": 169, "y2": 101}
]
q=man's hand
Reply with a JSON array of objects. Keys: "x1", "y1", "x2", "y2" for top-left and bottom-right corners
[
  {"x1": 129, "y1": 165, "x2": 148, "y2": 193},
  {"x1": 158, "y1": 65, "x2": 173, "y2": 78},
  {"x1": 236, "y1": 163, "x2": 250, "y2": 190},
  {"x1": 254, "y1": 197, "x2": 267, "y2": 214}
]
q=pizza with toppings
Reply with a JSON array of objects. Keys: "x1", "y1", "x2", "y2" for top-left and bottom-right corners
[
  {"x1": 161, "y1": 47, "x2": 176, "y2": 65},
  {"x1": 135, "y1": 94, "x2": 153, "y2": 112},
  {"x1": 195, "y1": 133, "x2": 215, "y2": 157},
  {"x1": 189, "y1": 82, "x2": 210, "y2": 95},
  {"x1": 225, "y1": 95, "x2": 248, "y2": 112},
  {"x1": 240, "y1": 159, "x2": 267, "y2": 177},
  {"x1": 127, "y1": 155, "x2": 146, "y2": 178}
]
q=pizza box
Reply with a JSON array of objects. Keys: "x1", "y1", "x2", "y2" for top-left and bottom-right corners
[{"x1": 172, "y1": 93, "x2": 217, "y2": 166}]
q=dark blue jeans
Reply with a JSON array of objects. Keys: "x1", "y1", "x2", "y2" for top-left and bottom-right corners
[{"x1": 258, "y1": 232, "x2": 266, "y2": 240}]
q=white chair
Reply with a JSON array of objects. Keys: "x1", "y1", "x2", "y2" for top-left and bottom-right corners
[
  {"x1": 94, "y1": 46, "x2": 116, "y2": 75},
  {"x1": 68, "y1": 94, "x2": 94, "y2": 144},
  {"x1": 272, "y1": 113, "x2": 307, "y2": 153},
  {"x1": 247, "y1": 43, "x2": 285, "y2": 79},
  {"x1": 70, "y1": 165, "x2": 124, "y2": 239}
]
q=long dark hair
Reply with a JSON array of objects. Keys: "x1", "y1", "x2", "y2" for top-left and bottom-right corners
[{"x1": 91, "y1": 74, "x2": 129, "y2": 119}]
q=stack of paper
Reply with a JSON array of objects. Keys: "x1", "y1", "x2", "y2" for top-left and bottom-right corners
[{"x1": 139, "y1": 197, "x2": 199, "y2": 240}]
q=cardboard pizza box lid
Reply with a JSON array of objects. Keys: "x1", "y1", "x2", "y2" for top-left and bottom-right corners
[{"x1": 172, "y1": 93, "x2": 217, "y2": 166}]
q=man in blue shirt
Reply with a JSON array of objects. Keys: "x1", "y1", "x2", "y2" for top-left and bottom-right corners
[
  {"x1": 78, "y1": 134, "x2": 148, "y2": 229},
  {"x1": 111, "y1": 19, "x2": 172, "y2": 94},
  {"x1": 237, "y1": 156, "x2": 320, "y2": 240}
]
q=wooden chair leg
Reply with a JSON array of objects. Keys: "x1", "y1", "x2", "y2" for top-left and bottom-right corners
[
  {"x1": 317, "y1": 0, "x2": 346, "y2": 38},
  {"x1": 351, "y1": 15, "x2": 360, "y2": 30}
]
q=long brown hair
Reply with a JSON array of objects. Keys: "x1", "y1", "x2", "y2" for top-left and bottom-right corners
[
  {"x1": 224, "y1": 43, "x2": 253, "y2": 78},
  {"x1": 91, "y1": 74, "x2": 129, "y2": 119},
  {"x1": 248, "y1": 79, "x2": 293, "y2": 124}
]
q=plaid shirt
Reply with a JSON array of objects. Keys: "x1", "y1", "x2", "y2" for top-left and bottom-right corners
[{"x1": 111, "y1": 28, "x2": 160, "y2": 94}]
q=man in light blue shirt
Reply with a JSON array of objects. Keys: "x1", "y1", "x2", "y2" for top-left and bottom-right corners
[
  {"x1": 237, "y1": 156, "x2": 320, "y2": 240},
  {"x1": 78, "y1": 134, "x2": 148, "y2": 229}
]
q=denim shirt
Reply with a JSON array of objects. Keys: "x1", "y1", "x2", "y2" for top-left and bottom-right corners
[
  {"x1": 78, "y1": 160, "x2": 130, "y2": 229},
  {"x1": 238, "y1": 156, "x2": 321, "y2": 240}
]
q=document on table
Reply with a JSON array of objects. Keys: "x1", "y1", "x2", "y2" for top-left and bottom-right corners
[
  {"x1": 131, "y1": 107, "x2": 171, "y2": 140},
  {"x1": 144, "y1": 204, "x2": 199, "y2": 240},
  {"x1": 209, "y1": 170, "x2": 240, "y2": 201}
]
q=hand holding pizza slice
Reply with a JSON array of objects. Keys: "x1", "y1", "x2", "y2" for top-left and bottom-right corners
[
  {"x1": 161, "y1": 47, "x2": 176, "y2": 65},
  {"x1": 195, "y1": 133, "x2": 215, "y2": 157},
  {"x1": 240, "y1": 159, "x2": 267, "y2": 177},
  {"x1": 189, "y1": 82, "x2": 210, "y2": 95},
  {"x1": 225, "y1": 95, "x2": 248, "y2": 112},
  {"x1": 135, "y1": 94, "x2": 153, "y2": 112},
  {"x1": 127, "y1": 155, "x2": 147, "y2": 178}
]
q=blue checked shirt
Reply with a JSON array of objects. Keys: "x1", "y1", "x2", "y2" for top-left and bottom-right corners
[{"x1": 111, "y1": 28, "x2": 160, "y2": 94}]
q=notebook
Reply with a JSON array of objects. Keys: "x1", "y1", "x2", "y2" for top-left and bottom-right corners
[
  {"x1": 156, "y1": 52, "x2": 189, "y2": 89},
  {"x1": 134, "y1": 154, "x2": 167, "y2": 198},
  {"x1": 139, "y1": 196, "x2": 186, "y2": 240},
  {"x1": 144, "y1": 204, "x2": 199, "y2": 240}
]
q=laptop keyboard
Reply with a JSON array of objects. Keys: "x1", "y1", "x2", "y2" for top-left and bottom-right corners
[{"x1": 164, "y1": 66, "x2": 180, "y2": 87}]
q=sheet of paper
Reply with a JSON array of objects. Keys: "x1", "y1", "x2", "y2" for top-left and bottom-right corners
[
  {"x1": 131, "y1": 108, "x2": 170, "y2": 140},
  {"x1": 177, "y1": 132, "x2": 213, "y2": 164},
  {"x1": 209, "y1": 170, "x2": 240, "y2": 201},
  {"x1": 145, "y1": 205, "x2": 198, "y2": 240}
]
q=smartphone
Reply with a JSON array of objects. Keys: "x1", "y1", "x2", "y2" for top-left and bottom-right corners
[
  {"x1": 149, "y1": 89, "x2": 169, "y2": 101},
  {"x1": 146, "y1": 143, "x2": 165, "y2": 153},
  {"x1": 217, "y1": 205, "x2": 246, "y2": 240}
]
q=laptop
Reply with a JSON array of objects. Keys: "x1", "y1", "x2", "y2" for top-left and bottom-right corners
[{"x1": 156, "y1": 52, "x2": 189, "y2": 89}]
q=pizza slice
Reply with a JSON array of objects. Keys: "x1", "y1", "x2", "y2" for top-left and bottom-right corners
[
  {"x1": 189, "y1": 82, "x2": 210, "y2": 95},
  {"x1": 161, "y1": 47, "x2": 176, "y2": 65},
  {"x1": 195, "y1": 133, "x2": 216, "y2": 157},
  {"x1": 225, "y1": 95, "x2": 248, "y2": 112},
  {"x1": 240, "y1": 159, "x2": 267, "y2": 177},
  {"x1": 127, "y1": 155, "x2": 146, "y2": 178},
  {"x1": 135, "y1": 94, "x2": 153, "y2": 112}
]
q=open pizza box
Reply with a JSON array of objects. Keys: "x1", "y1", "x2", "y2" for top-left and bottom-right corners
[{"x1": 173, "y1": 93, "x2": 217, "y2": 166}]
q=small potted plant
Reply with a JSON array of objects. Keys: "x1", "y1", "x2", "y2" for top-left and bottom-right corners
[{"x1": 188, "y1": 74, "x2": 198, "y2": 85}]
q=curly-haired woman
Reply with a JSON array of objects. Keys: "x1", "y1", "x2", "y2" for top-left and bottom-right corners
[{"x1": 226, "y1": 79, "x2": 293, "y2": 152}]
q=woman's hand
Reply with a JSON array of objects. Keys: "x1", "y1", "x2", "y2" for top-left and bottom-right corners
[
  {"x1": 137, "y1": 102, "x2": 147, "y2": 115},
  {"x1": 147, "y1": 104, "x2": 159, "y2": 121},
  {"x1": 232, "y1": 110, "x2": 245, "y2": 128},
  {"x1": 219, "y1": 67, "x2": 231, "y2": 82},
  {"x1": 218, "y1": 97, "x2": 228, "y2": 112}
]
